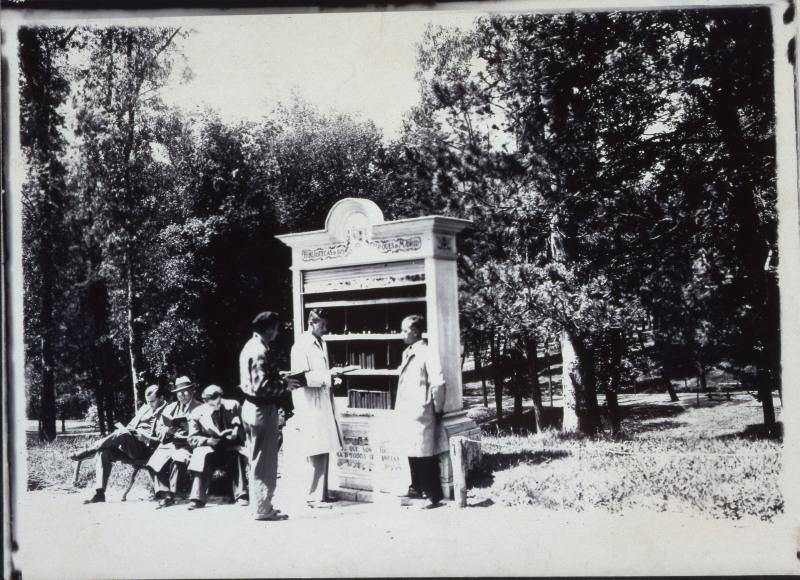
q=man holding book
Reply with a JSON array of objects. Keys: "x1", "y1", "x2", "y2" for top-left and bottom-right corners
[
  {"x1": 289, "y1": 307, "x2": 345, "y2": 509},
  {"x1": 238, "y1": 311, "x2": 300, "y2": 521},
  {"x1": 146, "y1": 375, "x2": 202, "y2": 509},
  {"x1": 185, "y1": 385, "x2": 249, "y2": 510},
  {"x1": 72, "y1": 384, "x2": 166, "y2": 504}
]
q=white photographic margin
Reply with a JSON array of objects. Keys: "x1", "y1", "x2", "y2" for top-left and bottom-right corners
[{"x1": 2, "y1": 0, "x2": 799, "y2": 577}]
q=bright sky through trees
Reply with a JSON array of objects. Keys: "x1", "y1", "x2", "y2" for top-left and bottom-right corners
[{"x1": 159, "y1": 11, "x2": 480, "y2": 138}]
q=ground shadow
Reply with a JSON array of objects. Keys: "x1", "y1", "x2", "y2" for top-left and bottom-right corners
[
  {"x1": 481, "y1": 407, "x2": 563, "y2": 436},
  {"x1": 468, "y1": 448, "x2": 570, "y2": 489},
  {"x1": 468, "y1": 498, "x2": 495, "y2": 508},
  {"x1": 632, "y1": 419, "x2": 688, "y2": 432},
  {"x1": 621, "y1": 402, "x2": 686, "y2": 424},
  {"x1": 716, "y1": 421, "x2": 783, "y2": 442}
]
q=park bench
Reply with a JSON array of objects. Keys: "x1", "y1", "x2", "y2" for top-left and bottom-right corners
[
  {"x1": 72, "y1": 450, "x2": 150, "y2": 502},
  {"x1": 706, "y1": 383, "x2": 738, "y2": 401}
]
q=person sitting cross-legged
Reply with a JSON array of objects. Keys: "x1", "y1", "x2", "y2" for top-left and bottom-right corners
[
  {"x1": 146, "y1": 376, "x2": 203, "y2": 509},
  {"x1": 71, "y1": 384, "x2": 166, "y2": 504},
  {"x1": 185, "y1": 385, "x2": 249, "y2": 511}
]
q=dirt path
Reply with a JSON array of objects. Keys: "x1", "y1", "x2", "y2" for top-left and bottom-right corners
[{"x1": 12, "y1": 488, "x2": 798, "y2": 578}]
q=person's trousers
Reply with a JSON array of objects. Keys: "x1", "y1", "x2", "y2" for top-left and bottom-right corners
[
  {"x1": 189, "y1": 449, "x2": 248, "y2": 504},
  {"x1": 242, "y1": 401, "x2": 280, "y2": 517},
  {"x1": 307, "y1": 453, "x2": 329, "y2": 502},
  {"x1": 408, "y1": 455, "x2": 443, "y2": 503},
  {"x1": 152, "y1": 451, "x2": 191, "y2": 498},
  {"x1": 93, "y1": 431, "x2": 148, "y2": 492}
]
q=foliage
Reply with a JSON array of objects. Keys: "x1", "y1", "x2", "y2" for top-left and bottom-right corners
[
  {"x1": 19, "y1": 28, "x2": 389, "y2": 422},
  {"x1": 394, "y1": 9, "x2": 777, "y2": 434}
]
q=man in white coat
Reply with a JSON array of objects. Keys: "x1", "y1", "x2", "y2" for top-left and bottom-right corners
[
  {"x1": 290, "y1": 308, "x2": 344, "y2": 509},
  {"x1": 395, "y1": 314, "x2": 447, "y2": 509}
]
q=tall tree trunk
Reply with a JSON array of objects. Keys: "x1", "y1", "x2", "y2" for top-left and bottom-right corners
[
  {"x1": 696, "y1": 363, "x2": 708, "y2": 392},
  {"x1": 561, "y1": 331, "x2": 581, "y2": 433},
  {"x1": 489, "y1": 328, "x2": 504, "y2": 422},
  {"x1": 562, "y1": 331, "x2": 601, "y2": 435},
  {"x1": 513, "y1": 374, "x2": 523, "y2": 417},
  {"x1": 578, "y1": 342, "x2": 602, "y2": 436},
  {"x1": 87, "y1": 279, "x2": 116, "y2": 433},
  {"x1": 756, "y1": 365, "x2": 777, "y2": 437},
  {"x1": 605, "y1": 391, "x2": 620, "y2": 438},
  {"x1": 475, "y1": 345, "x2": 488, "y2": 408},
  {"x1": 93, "y1": 378, "x2": 106, "y2": 436},
  {"x1": 524, "y1": 337, "x2": 545, "y2": 433},
  {"x1": 544, "y1": 337, "x2": 554, "y2": 407},
  {"x1": 38, "y1": 254, "x2": 57, "y2": 443},
  {"x1": 103, "y1": 366, "x2": 116, "y2": 433},
  {"x1": 125, "y1": 254, "x2": 141, "y2": 411},
  {"x1": 662, "y1": 374, "x2": 679, "y2": 402},
  {"x1": 604, "y1": 327, "x2": 625, "y2": 437}
]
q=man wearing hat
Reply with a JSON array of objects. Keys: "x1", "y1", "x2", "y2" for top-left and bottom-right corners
[
  {"x1": 72, "y1": 384, "x2": 166, "y2": 504},
  {"x1": 185, "y1": 385, "x2": 249, "y2": 510},
  {"x1": 146, "y1": 376, "x2": 203, "y2": 508}
]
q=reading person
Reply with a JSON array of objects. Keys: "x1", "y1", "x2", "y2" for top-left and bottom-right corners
[
  {"x1": 395, "y1": 315, "x2": 447, "y2": 509},
  {"x1": 289, "y1": 308, "x2": 344, "y2": 509},
  {"x1": 71, "y1": 384, "x2": 166, "y2": 504},
  {"x1": 185, "y1": 385, "x2": 249, "y2": 510},
  {"x1": 146, "y1": 375, "x2": 202, "y2": 509},
  {"x1": 239, "y1": 311, "x2": 300, "y2": 521}
]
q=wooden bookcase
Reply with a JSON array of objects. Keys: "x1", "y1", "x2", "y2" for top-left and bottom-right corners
[{"x1": 277, "y1": 198, "x2": 480, "y2": 498}]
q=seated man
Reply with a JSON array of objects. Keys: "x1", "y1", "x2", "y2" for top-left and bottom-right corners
[
  {"x1": 146, "y1": 376, "x2": 202, "y2": 509},
  {"x1": 72, "y1": 384, "x2": 166, "y2": 504},
  {"x1": 186, "y1": 385, "x2": 249, "y2": 510}
]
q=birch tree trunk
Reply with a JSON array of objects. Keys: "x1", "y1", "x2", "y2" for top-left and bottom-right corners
[
  {"x1": 126, "y1": 253, "x2": 141, "y2": 411},
  {"x1": 561, "y1": 331, "x2": 581, "y2": 433}
]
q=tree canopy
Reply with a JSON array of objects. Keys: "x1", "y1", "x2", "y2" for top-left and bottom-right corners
[{"x1": 18, "y1": 10, "x2": 780, "y2": 439}]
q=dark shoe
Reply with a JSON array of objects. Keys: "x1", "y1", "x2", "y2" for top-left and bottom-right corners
[
  {"x1": 419, "y1": 498, "x2": 442, "y2": 510},
  {"x1": 83, "y1": 491, "x2": 105, "y2": 504},
  {"x1": 187, "y1": 500, "x2": 204, "y2": 511},
  {"x1": 397, "y1": 486, "x2": 422, "y2": 498},
  {"x1": 255, "y1": 509, "x2": 289, "y2": 521},
  {"x1": 71, "y1": 449, "x2": 95, "y2": 461},
  {"x1": 156, "y1": 496, "x2": 175, "y2": 509}
]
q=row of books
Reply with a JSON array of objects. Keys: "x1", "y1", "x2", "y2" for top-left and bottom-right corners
[
  {"x1": 348, "y1": 389, "x2": 392, "y2": 410},
  {"x1": 347, "y1": 351, "x2": 379, "y2": 369}
]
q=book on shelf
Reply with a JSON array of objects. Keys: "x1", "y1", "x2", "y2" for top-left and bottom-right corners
[{"x1": 348, "y1": 389, "x2": 391, "y2": 410}]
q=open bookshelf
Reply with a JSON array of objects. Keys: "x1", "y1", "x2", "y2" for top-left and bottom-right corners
[{"x1": 302, "y1": 264, "x2": 428, "y2": 409}]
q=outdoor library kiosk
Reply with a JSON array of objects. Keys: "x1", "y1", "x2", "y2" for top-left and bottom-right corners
[{"x1": 277, "y1": 198, "x2": 481, "y2": 500}]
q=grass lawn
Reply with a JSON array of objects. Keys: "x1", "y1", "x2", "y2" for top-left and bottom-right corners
[{"x1": 470, "y1": 391, "x2": 783, "y2": 521}]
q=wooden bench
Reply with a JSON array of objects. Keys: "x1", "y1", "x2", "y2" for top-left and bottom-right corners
[
  {"x1": 706, "y1": 383, "x2": 738, "y2": 401},
  {"x1": 72, "y1": 454, "x2": 150, "y2": 502}
]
